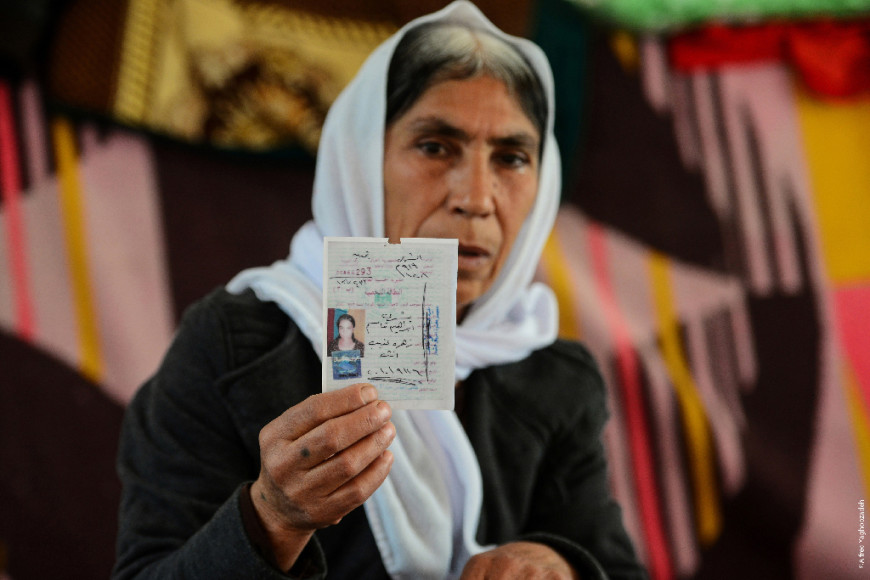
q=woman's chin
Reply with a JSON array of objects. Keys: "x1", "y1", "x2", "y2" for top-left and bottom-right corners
[{"x1": 456, "y1": 281, "x2": 491, "y2": 319}]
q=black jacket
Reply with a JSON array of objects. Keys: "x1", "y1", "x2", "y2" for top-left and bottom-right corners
[{"x1": 114, "y1": 288, "x2": 647, "y2": 579}]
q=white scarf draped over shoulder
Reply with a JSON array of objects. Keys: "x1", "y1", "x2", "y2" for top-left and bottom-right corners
[{"x1": 227, "y1": 2, "x2": 561, "y2": 578}]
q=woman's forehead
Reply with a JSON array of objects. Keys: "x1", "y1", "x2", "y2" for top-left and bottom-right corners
[{"x1": 397, "y1": 76, "x2": 539, "y2": 142}]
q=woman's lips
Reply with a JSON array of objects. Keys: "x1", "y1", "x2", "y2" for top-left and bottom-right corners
[{"x1": 457, "y1": 243, "x2": 493, "y2": 272}]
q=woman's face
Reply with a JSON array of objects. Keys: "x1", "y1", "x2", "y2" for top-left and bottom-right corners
[
  {"x1": 383, "y1": 75, "x2": 540, "y2": 317},
  {"x1": 338, "y1": 319, "x2": 354, "y2": 341}
]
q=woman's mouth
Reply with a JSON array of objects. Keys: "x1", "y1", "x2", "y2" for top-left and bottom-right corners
[{"x1": 457, "y1": 244, "x2": 493, "y2": 271}]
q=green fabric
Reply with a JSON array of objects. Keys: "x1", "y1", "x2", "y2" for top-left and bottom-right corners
[
  {"x1": 566, "y1": 0, "x2": 870, "y2": 31},
  {"x1": 530, "y1": 0, "x2": 593, "y2": 199}
]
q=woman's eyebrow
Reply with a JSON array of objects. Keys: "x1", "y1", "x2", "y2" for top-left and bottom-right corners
[
  {"x1": 407, "y1": 117, "x2": 469, "y2": 140},
  {"x1": 492, "y1": 133, "x2": 539, "y2": 152},
  {"x1": 407, "y1": 116, "x2": 539, "y2": 151}
]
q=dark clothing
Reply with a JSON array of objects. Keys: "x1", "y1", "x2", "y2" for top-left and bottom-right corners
[
  {"x1": 326, "y1": 336, "x2": 365, "y2": 357},
  {"x1": 113, "y1": 288, "x2": 647, "y2": 579}
]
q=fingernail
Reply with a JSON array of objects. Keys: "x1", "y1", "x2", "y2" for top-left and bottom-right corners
[
  {"x1": 361, "y1": 385, "x2": 377, "y2": 404},
  {"x1": 380, "y1": 421, "x2": 395, "y2": 438},
  {"x1": 377, "y1": 401, "x2": 391, "y2": 420}
]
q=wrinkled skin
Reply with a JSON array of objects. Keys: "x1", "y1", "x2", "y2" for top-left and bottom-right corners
[
  {"x1": 384, "y1": 75, "x2": 539, "y2": 319},
  {"x1": 251, "y1": 384, "x2": 395, "y2": 569}
]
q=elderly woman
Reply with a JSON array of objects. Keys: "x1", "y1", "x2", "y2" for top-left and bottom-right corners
[{"x1": 113, "y1": 2, "x2": 646, "y2": 579}]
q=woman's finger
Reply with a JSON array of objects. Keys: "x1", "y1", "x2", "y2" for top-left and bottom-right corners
[
  {"x1": 305, "y1": 419, "x2": 396, "y2": 494},
  {"x1": 290, "y1": 399, "x2": 392, "y2": 468},
  {"x1": 263, "y1": 429, "x2": 396, "y2": 529},
  {"x1": 260, "y1": 383, "x2": 379, "y2": 445},
  {"x1": 459, "y1": 543, "x2": 578, "y2": 580},
  {"x1": 322, "y1": 448, "x2": 395, "y2": 521}
]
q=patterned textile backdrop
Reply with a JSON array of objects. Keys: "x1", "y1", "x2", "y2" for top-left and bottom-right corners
[
  {"x1": 537, "y1": 28, "x2": 870, "y2": 580},
  {"x1": 1, "y1": 1, "x2": 868, "y2": 578}
]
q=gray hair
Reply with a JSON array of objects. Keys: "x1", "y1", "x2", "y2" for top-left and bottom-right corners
[{"x1": 385, "y1": 21, "x2": 547, "y2": 143}]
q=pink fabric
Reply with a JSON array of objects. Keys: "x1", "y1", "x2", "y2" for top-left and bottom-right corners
[
  {"x1": 835, "y1": 285, "x2": 870, "y2": 412},
  {"x1": 0, "y1": 82, "x2": 174, "y2": 404},
  {"x1": 588, "y1": 224, "x2": 673, "y2": 580},
  {"x1": 75, "y1": 126, "x2": 174, "y2": 403},
  {"x1": 0, "y1": 81, "x2": 35, "y2": 340}
]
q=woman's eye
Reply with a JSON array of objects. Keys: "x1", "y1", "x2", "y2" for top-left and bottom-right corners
[
  {"x1": 418, "y1": 141, "x2": 448, "y2": 156},
  {"x1": 498, "y1": 152, "x2": 530, "y2": 168}
]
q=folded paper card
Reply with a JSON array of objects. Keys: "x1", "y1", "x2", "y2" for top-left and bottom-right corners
[{"x1": 322, "y1": 237, "x2": 458, "y2": 410}]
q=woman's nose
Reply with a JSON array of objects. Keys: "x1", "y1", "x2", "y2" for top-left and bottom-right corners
[{"x1": 447, "y1": 154, "x2": 496, "y2": 217}]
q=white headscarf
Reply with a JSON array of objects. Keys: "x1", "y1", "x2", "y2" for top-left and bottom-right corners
[{"x1": 227, "y1": 2, "x2": 561, "y2": 577}]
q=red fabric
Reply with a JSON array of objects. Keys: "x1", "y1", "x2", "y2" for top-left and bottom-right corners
[
  {"x1": 668, "y1": 20, "x2": 870, "y2": 99},
  {"x1": 669, "y1": 23, "x2": 787, "y2": 68},
  {"x1": 789, "y1": 21, "x2": 870, "y2": 97}
]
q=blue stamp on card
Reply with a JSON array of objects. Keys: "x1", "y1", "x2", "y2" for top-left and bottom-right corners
[{"x1": 332, "y1": 349, "x2": 362, "y2": 380}]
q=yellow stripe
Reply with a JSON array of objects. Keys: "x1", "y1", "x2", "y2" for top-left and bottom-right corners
[
  {"x1": 114, "y1": 0, "x2": 161, "y2": 123},
  {"x1": 609, "y1": 30, "x2": 640, "y2": 73},
  {"x1": 541, "y1": 231, "x2": 582, "y2": 340},
  {"x1": 795, "y1": 88, "x2": 870, "y2": 283},
  {"x1": 650, "y1": 252, "x2": 721, "y2": 545},
  {"x1": 794, "y1": 74, "x2": 870, "y2": 507},
  {"x1": 53, "y1": 118, "x2": 103, "y2": 383},
  {"x1": 845, "y1": 366, "x2": 870, "y2": 497}
]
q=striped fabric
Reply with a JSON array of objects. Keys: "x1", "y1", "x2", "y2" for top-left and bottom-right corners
[
  {"x1": 3, "y1": 4, "x2": 869, "y2": 579},
  {"x1": 0, "y1": 79, "x2": 173, "y2": 403},
  {"x1": 537, "y1": 34, "x2": 869, "y2": 579},
  {"x1": 0, "y1": 82, "x2": 34, "y2": 341}
]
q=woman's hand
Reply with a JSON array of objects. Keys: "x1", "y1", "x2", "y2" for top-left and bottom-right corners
[
  {"x1": 250, "y1": 383, "x2": 395, "y2": 569},
  {"x1": 460, "y1": 542, "x2": 580, "y2": 580}
]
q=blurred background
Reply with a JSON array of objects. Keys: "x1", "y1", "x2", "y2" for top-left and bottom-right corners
[{"x1": 1, "y1": 0, "x2": 869, "y2": 578}]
